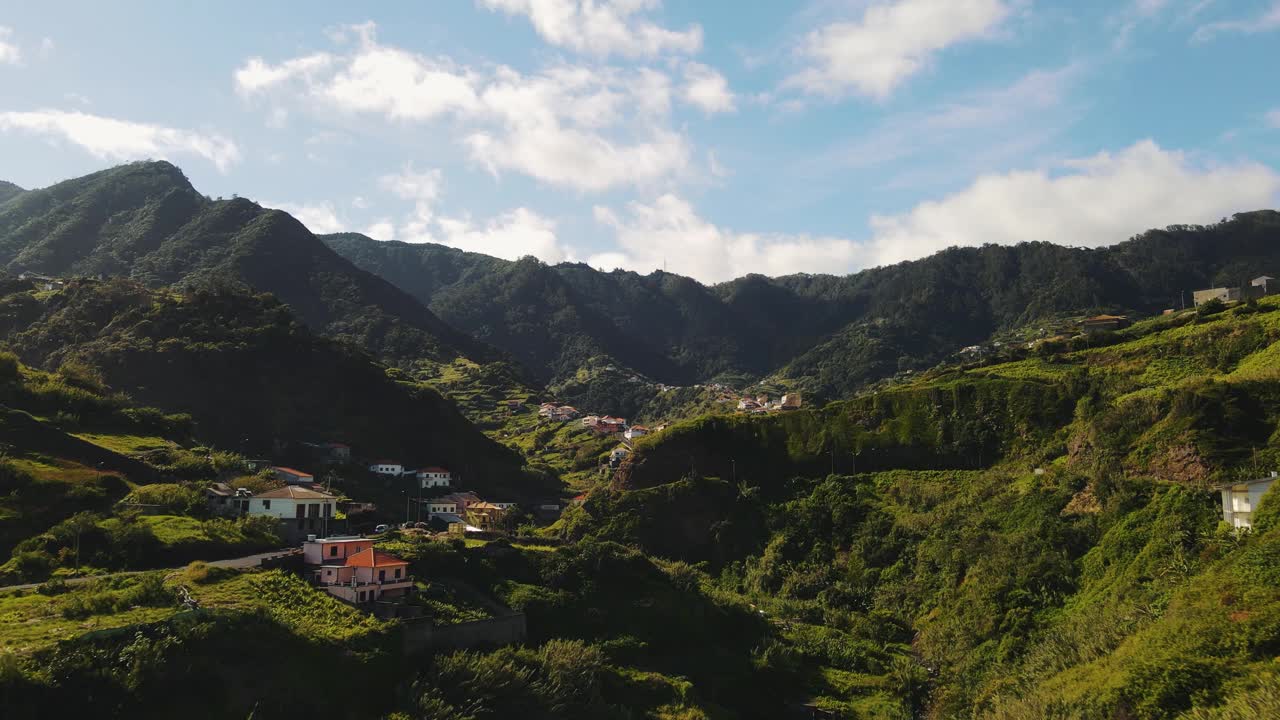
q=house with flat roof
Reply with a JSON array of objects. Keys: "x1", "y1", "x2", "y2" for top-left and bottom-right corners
[
  {"x1": 1218, "y1": 473, "x2": 1278, "y2": 530},
  {"x1": 415, "y1": 467, "x2": 452, "y2": 489}
]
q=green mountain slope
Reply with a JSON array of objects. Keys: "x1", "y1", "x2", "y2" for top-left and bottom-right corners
[
  {"x1": 567, "y1": 295, "x2": 1280, "y2": 716},
  {"x1": 0, "y1": 162, "x2": 498, "y2": 367},
  {"x1": 0, "y1": 277, "x2": 544, "y2": 500},
  {"x1": 326, "y1": 212, "x2": 1280, "y2": 403},
  {"x1": 0, "y1": 181, "x2": 24, "y2": 206}
]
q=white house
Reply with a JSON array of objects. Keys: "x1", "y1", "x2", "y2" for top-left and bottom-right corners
[
  {"x1": 369, "y1": 461, "x2": 405, "y2": 476},
  {"x1": 624, "y1": 425, "x2": 649, "y2": 441},
  {"x1": 427, "y1": 500, "x2": 459, "y2": 516},
  {"x1": 1219, "y1": 474, "x2": 1278, "y2": 530},
  {"x1": 416, "y1": 467, "x2": 452, "y2": 488},
  {"x1": 245, "y1": 485, "x2": 337, "y2": 535}
]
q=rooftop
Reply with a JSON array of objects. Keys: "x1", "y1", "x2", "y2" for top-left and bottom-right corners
[
  {"x1": 254, "y1": 486, "x2": 337, "y2": 500},
  {"x1": 346, "y1": 548, "x2": 409, "y2": 568},
  {"x1": 272, "y1": 466, "x2": 313, "y2": 477}
]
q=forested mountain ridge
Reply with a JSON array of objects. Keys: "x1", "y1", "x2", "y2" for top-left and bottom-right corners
[
  {"x1": 0, "y1": 276, "x2": 543, "y2": 499},
  {"x1": 0, "y1": 162, "x2": 500, "y2": 367},
  {"x1": 0, "y1": 181, "x2": 24, "y2": 205},
  {"x1": 569, "y1": 296, "x2": 1280, "y2": 716},
  {"x1": 325, "y1": 211, "x2": 1280, "y2": 401}
]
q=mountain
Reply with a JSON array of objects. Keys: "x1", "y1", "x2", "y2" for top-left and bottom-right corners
[
  {"x1": 0, "y1": 276, "x2": 547, "y2": 500},
  {"x1": 574, "y1": 295, "x2": 1280, "y2": 716},
  {"x1": 0, "y1": 162, "x2": 498, "y2": 367},
  {"x1": 0, "y1": 181, "x2": 24, "y2": 205},
  {"x1": 326, "y1": 211, "x2": 1280, "y2": 402}
]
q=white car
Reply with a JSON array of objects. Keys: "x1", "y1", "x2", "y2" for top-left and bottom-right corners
[{"x1": 374, "y1": 524, "x2": 389, "y2": 533}]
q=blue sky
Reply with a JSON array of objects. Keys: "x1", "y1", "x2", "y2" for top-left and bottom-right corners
[{"x1": 2, "y1": 0, "x2": 1279, "y2": 283}]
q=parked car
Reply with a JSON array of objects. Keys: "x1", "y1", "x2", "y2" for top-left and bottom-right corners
[{"x1": 374, "y1": 524, "x2": 389, "y2": 533}]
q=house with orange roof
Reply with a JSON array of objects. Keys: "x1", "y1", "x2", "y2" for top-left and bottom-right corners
[
  {"x1": 271, "y1": 466, "x2": 315, "y2": 485},
  {"x1": 302, "y1": 535, "x2": 413, "y2": 604}
]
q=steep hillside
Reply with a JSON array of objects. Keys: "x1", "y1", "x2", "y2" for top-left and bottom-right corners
[
  {"x1": 0, "y1": 277, "x2": 547, "y2": 500},
  {"x1": 327, "y1": 212, "x2": 1280, "y2": 402},
  {"x1": 324, "y1": 233, "x2": 763, "y2": 384},
  {"x1": 0, "y1": 180, "x2": 24, "y2": 205},
  {"x1": 0, "y1": 162, "x2": 498, "y2": 367},
  {"x1": 568, "y1": 296, "x2": 1280, "y2": 716}
]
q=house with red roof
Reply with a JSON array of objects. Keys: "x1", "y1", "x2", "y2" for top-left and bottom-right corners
[{"x1": 302, "y1": 536, "x2": 413, "y2": 605}]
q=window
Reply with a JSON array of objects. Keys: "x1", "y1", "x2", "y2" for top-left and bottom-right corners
[
  {"x1": 329, "y1": 546, "x2": 338, "y2": 557},
  {"x1": 394, "y1": 568, "x2": 401, "y2": 579},
  {"x1": 378, "y1": 570, "x2": 386, "y2": 582},
  {"x1": 262, "y1": 500, "x2": 271, "y2": 510}
]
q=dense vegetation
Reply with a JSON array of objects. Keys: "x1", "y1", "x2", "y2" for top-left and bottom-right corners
[
  {"x1": 561, "y1": 297, "x2": 1280, "y2": 716},
  {"x1": 326, "y1": 211, "x2": 1280, "y2": 406},
  {"x1": 0, "y1": 277, "x2": 546, "y2": 500},
  {"x1": 0, "y1": 162, "x2": 498, "y2": 366}
]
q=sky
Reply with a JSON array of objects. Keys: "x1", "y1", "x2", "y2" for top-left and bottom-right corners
[{"x1": 1, "y1": 0, "x2": 1279, "y2": 284}]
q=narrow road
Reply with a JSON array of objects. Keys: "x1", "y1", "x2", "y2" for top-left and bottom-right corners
[{"x1": 0, "y1": 548, "x2": 299, "y2": 593}]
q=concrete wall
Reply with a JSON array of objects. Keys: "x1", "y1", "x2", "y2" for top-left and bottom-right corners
[{"x1": 401, "y1": 612, "x2": 527, "y2": 655}]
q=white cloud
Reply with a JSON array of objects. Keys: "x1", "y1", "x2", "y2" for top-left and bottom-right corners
[
  {"x1": 372, "y1": 164, "x2": 573, "y2": 261},
  {"x1": 234, "y1": 53, "x2": 333, "y2": 95},
  {"x1": 681, "y1": 62, "x2": 735, "y2": 114},
  {"x1": 593, "y1": 194, "x2": 864, "y2": 283},
  {"x1": 363, "y1": 219, "x2": 395, "y2": 241},
  {"x1": 380, "y1": 165, "x2": 442, "y2": 203},
  {"x1": 433, "y1": 208, "x2": 570, "y2": 262},
  {"x1": 0, "y1": 26, "x2": 21, "y2": 65},
  {"x1": 265, "y1": 107, "x2": 288, "y2": 129},
  {"x1": 1267, "y1": 108, "x2": 1280, "y2": 129},
  {"x1": 867, "y1": 140, "x2": 1280, "y2": 265},
  {"x1": 593, "y1": 142, "x2": 1280, "y2": 282},
  {"x1": 352, "y1": 196, "x2": 370, "y2": 210},
  {"x1": 1192, "y1": 1, "x2": 1280, "y2": 43},
  {"x1": 263, "y1": 201, "x2": 347, "y2": 234},
  {"x1": 235, "y1": 25, "x2": 691, "y2": 192},
  {"x1": 477, "y1": 0, "x2": 701, "y2": 58},
  {"x1": 785, "y1": 0, "x2": 1010, "y2": 100},
  {"x1": 39, "y1": 37, "x2": 54, "y2": 59},
  {"x1": 320, "y1": 45, "x2": 480, "y2": 120},
  {"x1": 0, "y1": 109, "x2": 241, "y2": 171}
]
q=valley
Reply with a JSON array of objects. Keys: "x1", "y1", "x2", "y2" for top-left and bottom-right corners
[{"x1": 0, "y1": 163, "x2": 1278, "y2": 719}]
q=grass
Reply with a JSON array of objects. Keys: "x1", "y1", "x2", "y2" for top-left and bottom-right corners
[
  {"x1": 0, "y1": 575, "x2": 175, "y2": 654},
  {"x1": 72, "y1": 432, "x2": 174, "y2": 455}
]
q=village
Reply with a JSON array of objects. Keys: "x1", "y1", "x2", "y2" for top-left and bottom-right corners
[{"x1": 200, "y1": 443, "x2": 577, "y2": 615}]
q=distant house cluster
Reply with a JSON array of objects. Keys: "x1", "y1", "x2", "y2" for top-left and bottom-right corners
[
  {"x1": 736, "y1": 392, "x2": 802, "y2": 414},
  {"x1": 538, "y1": 403, "x2": 580, "y2": 421}
]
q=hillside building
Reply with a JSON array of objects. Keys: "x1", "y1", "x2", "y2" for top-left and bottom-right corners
[
  {"x1": 303, "y1": 537, "x2": 412, "y2": 605},
  {"x1": 245, "y1": 485, "x2": 337, "y2": 539},
  {"x1": 1081, "y1": 314, "x2": 1129, "y2": 334},
  {"x1": 369, "y1": 461, "x2": 404, "y2": 476},
  {"x1": 1193, "y1": 287, "x2": 1243, "y2": 306},
  {"x1": 1218, "y1": 474, "x2": 1277, "y2": 530},
  {"x1": 416, "y1": 467, "x2": 452, "y2": 489},
  {"x1": 271, "y1": 466, "x2": 315, "y2": 485}
]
